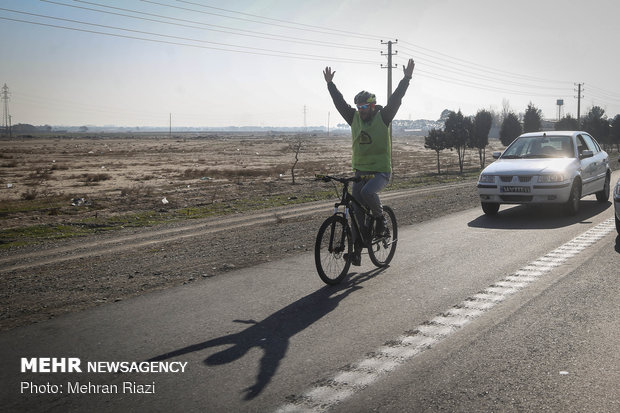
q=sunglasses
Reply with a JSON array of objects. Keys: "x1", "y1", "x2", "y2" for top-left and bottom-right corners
[{"x1": 356, "y1": 104, "x2": 371, "y2": 110}]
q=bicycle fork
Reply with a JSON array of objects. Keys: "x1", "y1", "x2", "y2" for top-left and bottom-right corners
[{"x1": 328, "y1": 207, "x2": 348, "y2": 254}]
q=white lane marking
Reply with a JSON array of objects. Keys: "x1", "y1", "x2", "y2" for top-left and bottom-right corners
[{"x1": 276, "y1": 218, "x2": 616, "y2": 412}]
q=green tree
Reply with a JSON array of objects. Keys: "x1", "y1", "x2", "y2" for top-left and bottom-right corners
[
  {"x1": 444, "y1": 110, "x2": 472, "y2": 173},
  {"x1": 581, "y1": 106, "x2": 610, "y2": 148},
  {"x1": 11, "y1": 123, "x2": 38, "y2": 134},
  {"x1": 471, "y1": 109, "x2": 492, "y2": 168},
  {"x1": 500, "y1": 112, "x2": 522, "y2": 146},
  {"x1": 438, "y1": 109, "x2": 451, "y2": 123},
  {"x1": 555, "y1": 114, "x2": 579, "y2": 130},
  {"x1": 609, "y1": 114, "x2": 620, "y2": 151},
  {"x1": 523, "y1": 102, "x2": 542, "y2": 133},
  {"x1": 424, "y1": 128, "x2": 447, "y2": 174}
]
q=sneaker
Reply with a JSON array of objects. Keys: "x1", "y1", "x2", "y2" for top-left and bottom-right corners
[
  {"x1": 374, "y1": 216, "x2": 388, "y2": 238},
  {"x1": 351, "y1": 250, "x2": 361, "y2": 266},
  {"x1": 345, "y1": 250, "x2": 361, "y2": 266}
]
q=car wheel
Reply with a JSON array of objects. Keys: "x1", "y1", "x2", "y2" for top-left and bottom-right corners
[
  {"x1": 616, "y1": 215, "x2": 620, "y2": 234},
  {"x1": 595, "y1": 173, "x2": 610, "y2": 202},
  {"x1": 565, "y1": 180, "x2": 581, "y2": 216},
  {"x1": 481, "y1": 202, "x2": 500, "y2": 216}
]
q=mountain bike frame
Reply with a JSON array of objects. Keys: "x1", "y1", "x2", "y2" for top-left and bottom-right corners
[{"x1": 318, "y1": 174, "x2": 377, "y2": 248}]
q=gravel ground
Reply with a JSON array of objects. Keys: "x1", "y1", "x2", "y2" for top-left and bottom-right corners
[{"x1": 0, "y1": 181, "x2": 480, "y2": 332}]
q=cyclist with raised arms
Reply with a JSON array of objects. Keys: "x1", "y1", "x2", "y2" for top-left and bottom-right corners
[{"x1": 323, "y1": 58, "x2": 414, "y2": 265}]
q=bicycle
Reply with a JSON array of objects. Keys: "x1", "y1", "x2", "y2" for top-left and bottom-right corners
[{"x1": 314, "y1": 174, "x2": 398, "y2": 285}]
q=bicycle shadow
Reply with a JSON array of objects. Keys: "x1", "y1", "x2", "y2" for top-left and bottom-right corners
[{"x1": 148, "y1": 267, "x2": 386, "y2": 400}]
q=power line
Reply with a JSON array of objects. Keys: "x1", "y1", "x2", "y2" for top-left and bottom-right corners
[
  {"x1": 409, "y1": 56, "x2": 571, "y2": 93},
  {"x1": 0, "y1": 11, "x2": 587, "y2": 106},
  {"x1": 586, "y1": 84, "x2": 620, "y2": 102},
  {"x1": 151, "y1": 0, "x2": 591, "y2": 94},
  {"x1": 4, "y1": 1, "x2": 619, "y2": 120},
  {"x1": 0, "y1": 13, "x2": 380, "y2": 65},
  {"x1": 141, "y1": 0, "x2": 381, "y2": 41},
  {"x1": 66, "y1": 0, "x2": 618, "y2": 104},
  {"x1": 397, "y1": 49, "x2": 571, "y2": 92},
  {"x1": 399, "y1": 41, "x2": 569, "y2": 85},
  {"x1": 41, "y1": 0, "x2": 376, "y2": 52},
  {"x1": 414, "y1": 68, "x2": 566, "y2": 98},
  {"x1": 172, "y1": 0, "x2": 388, "y2": 40},
  {"x1": 25, "y1": 2, "x2": 591, "y2": 96}
]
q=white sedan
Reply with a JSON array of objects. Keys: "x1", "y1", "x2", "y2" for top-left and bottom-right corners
[{"x1": 477, "y1": 131, "x2": 610, "y2": 216}]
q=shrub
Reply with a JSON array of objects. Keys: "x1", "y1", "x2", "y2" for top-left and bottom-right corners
[
  {"x1": 21, "y1": 189, "x2": 38, "y2": 200},
  {"x1": 81, "y1": 173, "x2": 111, "y2": 183}
]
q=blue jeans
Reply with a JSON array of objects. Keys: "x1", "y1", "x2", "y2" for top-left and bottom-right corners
[{"x1": 351, "y1": 170, "x2": 390, "y2": 246}]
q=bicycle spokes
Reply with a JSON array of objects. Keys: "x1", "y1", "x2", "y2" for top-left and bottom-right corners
[
  {"x1": 367, "y1": 206, "x2": 397, "y2": 268},
  {"x1": 315, "y1": 216, "x2": 352, "y2": 285}
]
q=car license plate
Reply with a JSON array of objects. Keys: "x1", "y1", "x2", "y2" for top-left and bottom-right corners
[{"x1": 501, "y1": 186, "x2": 531, "y2": 193}]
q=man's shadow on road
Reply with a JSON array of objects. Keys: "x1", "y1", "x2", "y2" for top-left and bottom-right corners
[{"x1": 148, "y1": 267, "x2": 385, "y2": 400}]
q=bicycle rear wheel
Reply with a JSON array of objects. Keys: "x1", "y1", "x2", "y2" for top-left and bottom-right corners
[
  {"x1": 368, "y1": 205, "x2": 397, "y2": 267},
  {"x1": 314, "y1": 215, "x2": 352, "y2": 285}
]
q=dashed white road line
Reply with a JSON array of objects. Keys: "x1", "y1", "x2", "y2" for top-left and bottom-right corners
[{"x1": 276, "y1": 217, "x2": 616, "y2": 413}]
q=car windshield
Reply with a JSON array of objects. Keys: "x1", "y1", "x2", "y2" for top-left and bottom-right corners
[{"x1": 501, "y1": 136, "x2": 574, "y2": 159}]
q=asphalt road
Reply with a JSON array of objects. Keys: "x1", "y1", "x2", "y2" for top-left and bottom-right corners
[{"x1": 1, "y1": 175, "x2": 619, "y2": 412}]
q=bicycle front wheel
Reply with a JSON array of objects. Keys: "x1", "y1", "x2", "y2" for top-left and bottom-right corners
[
  {"x1": 314, "y1": 215, "x2": 352, "y2": 285},
  {"x1": 368, "y1": 205, "x2": 397, "y2": 267}
]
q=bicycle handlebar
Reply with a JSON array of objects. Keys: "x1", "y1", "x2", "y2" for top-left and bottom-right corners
[{"x1": 315, "y1": 174, "x2": 374, "y2": 183}]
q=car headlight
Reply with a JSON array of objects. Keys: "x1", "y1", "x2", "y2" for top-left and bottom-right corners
[
  {"x1": 478, "y1": 174, "x2": 495, "y2": 184},
  {"x1": 538, "y1": 174, "x2": 565, "y2": 183}
]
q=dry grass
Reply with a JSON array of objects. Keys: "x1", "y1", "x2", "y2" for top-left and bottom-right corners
[{"x1": 0, "y1": 132, "x2": 504, "y2": 233}]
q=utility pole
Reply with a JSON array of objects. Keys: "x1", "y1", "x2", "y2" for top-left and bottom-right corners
[
  {"x1": 2, "y1": 84, "x2": 10, "y2": 138},
  {"x1": 169, "y1": 113, "x2": 172, "y2": 137},
  {"x1": 381, "y1": 40, "x2": 398, "y2": 180},
  {"x1": 327, "y1": 111, "x2": 330, "y2": 137},
  {"x1": 381, "y1": 40, "x2": 398, "y2": 104},
  {"x1": 574, "y1": 83, "x2": 584, "y2": 127},
  {"x1": 303, "y1": 105, "x2": 307, "y2": 131}
]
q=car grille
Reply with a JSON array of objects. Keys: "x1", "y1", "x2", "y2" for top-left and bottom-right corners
[
  {"x1": 500, "y1": 195, "x2": 533, "y2": 202},
  {"x1": 499, "y1": 175, "x2": 532, "y2": 183}
]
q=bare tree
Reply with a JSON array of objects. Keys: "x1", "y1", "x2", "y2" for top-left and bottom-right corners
[
  {"x1": 501, "y1": 99, "x2": 512, "y2": 121},
  {"x1": 289, "y1": 139, "x2": 303, "y2": 185}
]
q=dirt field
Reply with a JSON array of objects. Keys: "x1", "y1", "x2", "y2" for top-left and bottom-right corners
[
  {"x1": 0, "y1": 132, "x2": 492, "y2": 231},
  {"x1": 0, "y1": 132, "x2": 500, "y2": 331}
]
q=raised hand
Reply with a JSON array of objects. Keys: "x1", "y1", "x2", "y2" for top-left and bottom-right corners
[
  {"x1": 323, "y1": 66, "x2": 336, "y2": 83},
  {"x1": 403, "y1": 59, "x2": 415, "y2": 78}
]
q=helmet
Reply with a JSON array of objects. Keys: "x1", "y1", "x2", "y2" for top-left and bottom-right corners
[{"x1": 354, "y1": 90, "x2": 376, "y2": 104}]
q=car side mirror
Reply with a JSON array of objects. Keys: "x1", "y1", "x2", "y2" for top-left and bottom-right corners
[
  {"x1": 580, "y1": 150, "x2": 593, "y2": 159},
  {"x1": 492, "y1": 151, "x2": 501, "y2": 159}
]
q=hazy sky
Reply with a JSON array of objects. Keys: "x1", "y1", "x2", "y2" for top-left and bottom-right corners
[{"x1": 1, "y1": 0, "x2": 620, "y2": 128}]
